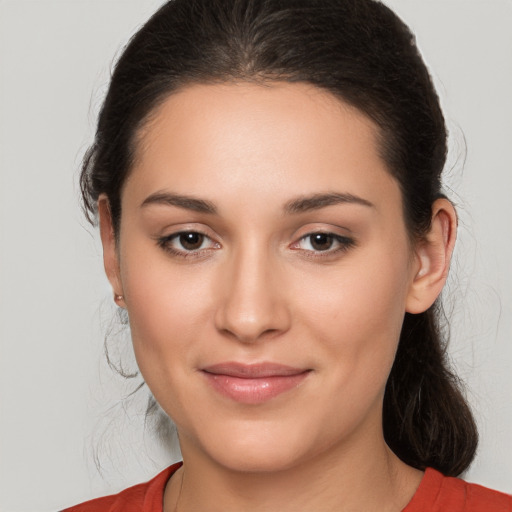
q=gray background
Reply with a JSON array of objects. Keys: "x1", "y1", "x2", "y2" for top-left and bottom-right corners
[{"x1": 0, "y1": 1, "x2": 511, "y2": 510}]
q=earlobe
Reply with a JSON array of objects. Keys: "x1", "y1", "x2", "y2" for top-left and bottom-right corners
[
  {"x1": 98, "y1": 196, "x2": 125, "y2": 306},
  {"x1": 405, "y1": 198, "x2": 457, "y2": 314}
]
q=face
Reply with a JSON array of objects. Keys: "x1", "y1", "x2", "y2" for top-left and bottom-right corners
[{"x1": 105, "y1": 82, "x2": 423, "y2": 472}]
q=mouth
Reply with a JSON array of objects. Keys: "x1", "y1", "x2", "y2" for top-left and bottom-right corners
[{"x1": 201, "y1": 362, "x2": 311, "y2": 404}]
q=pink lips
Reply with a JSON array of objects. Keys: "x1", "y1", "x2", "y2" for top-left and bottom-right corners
[{"x1": 201, "y1": 362, "x2": 310, "y2": 404}]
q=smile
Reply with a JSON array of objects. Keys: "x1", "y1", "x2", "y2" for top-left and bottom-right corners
[{"x1": 201, "y1": 362, "x2": 311, "y2": 404}]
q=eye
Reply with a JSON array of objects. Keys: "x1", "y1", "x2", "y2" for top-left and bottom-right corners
[
  {"x1": 158, "y1": 231, "x2": 220, "y2": 256},
  {"x1": 293, "y1": 232, "x2": 355, "y2": 254},
  {"x1": 303, "y1": 233, "x2": 336, "y2": 251},
  {"x1": 175, "y1": 232, "x2": 207, "y2": 251}
]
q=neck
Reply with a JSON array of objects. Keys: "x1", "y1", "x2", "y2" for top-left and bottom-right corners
[{"x1": 164, "y1": 428, "x2": 422, "y2": 512}]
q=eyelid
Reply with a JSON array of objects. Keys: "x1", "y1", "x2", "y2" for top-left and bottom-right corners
[
  {"x1": 293, "y1": 232, "x2": 354, "y2": 248},
  {"x1": 289, "y1": 222, "x2": 354, "y2": 243},
  {"x1": 155, "y1": 222, "x2": 220, "y2": 243},
  {"x1": 156, "y1": 226, "x2": 221, "y2": 259},
  {"x1": 154, "y1": 223, "x2": 356, "y2": 260},
  {"x1": 289, "y1": 230, "x2": 356, "y2": 257}
]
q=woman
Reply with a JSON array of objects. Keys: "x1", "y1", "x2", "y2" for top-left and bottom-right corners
[{"x1": 63, "y1": 0, "x2": 511, "y2": 510}]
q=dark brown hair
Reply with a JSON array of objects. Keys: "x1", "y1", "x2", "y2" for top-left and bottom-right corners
[{"x1": 81, "y1": 0, "x2": 478, "y2": 475}]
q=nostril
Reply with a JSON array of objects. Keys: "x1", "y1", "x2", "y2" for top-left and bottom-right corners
[
  {"x1": 218, "y1": 325, "x2": 281, "y2": 344},
  {"x1": 214, "y1": 303, "x2": 291, "y2": 343}
]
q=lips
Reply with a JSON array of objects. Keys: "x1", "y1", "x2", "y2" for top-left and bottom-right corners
[{"x1": 201, "y1": 362, "x2": 311, "y2": 404}]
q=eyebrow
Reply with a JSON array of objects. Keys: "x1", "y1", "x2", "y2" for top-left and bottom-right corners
[
  {"x1": 284, "y1": 192, "x2": 374, "y2": 214},
  {"x1": 140, "y1": 192, "x2": 217, "y2": 214},
  {"x1": 140, "y1": 191, "x2": 373, "y2": 215}
]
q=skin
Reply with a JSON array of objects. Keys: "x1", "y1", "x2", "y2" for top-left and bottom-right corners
[{"x1": 99, "y1": 82, "x2": 457, "y2": 511}]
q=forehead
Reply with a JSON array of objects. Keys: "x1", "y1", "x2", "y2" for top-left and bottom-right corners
[
  {"x1": 126, "y1": 81, "x2": 399, "y2": 212},
  {"x1": 136, "y1": 81, "x2": 381, "y2": 163}
]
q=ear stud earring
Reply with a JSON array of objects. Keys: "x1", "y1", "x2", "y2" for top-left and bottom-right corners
[{"x1": 114, "y1": 294, "x2": 124, "y2": 302}]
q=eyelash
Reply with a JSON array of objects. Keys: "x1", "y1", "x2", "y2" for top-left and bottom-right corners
[
  {"x1": 157, "y1": 231, "x2": 219, "y2": 259},
  {"x1": 156, "y1": 231, "x2": 356, "y2": 259},
  {"x1": 291, "y1": 232, "x2": 356, "y2": 259}
]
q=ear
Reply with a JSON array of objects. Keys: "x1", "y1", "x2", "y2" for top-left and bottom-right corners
[
  {"x1": 405, "y1": 198, "x2": 457, "y2": 314},
  {"x1": 98, "y1": 195, "x2": 125, "y2": 307}
]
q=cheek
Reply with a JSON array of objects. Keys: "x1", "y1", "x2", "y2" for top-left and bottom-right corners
[
  {"x1": 297, "y1": 248, "x2": 411, "y2": 389},
  {"x1": 303, "y1": 252, "x2": 408, "y2": 327},
  {"x1": 118, "y1": 242, "x2": 213, "y2": 384}
]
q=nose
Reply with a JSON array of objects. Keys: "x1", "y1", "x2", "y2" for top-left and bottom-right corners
[{"x1": 214, "y1": 245, "x2": 291, "y2": 343}]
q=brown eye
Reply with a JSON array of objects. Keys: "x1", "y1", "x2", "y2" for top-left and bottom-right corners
[
  {"x1": 157, "y1": 231, "x2": 219, "y2": 256},
  {"x1": 309, "y1": 233, "x2": 334, "y2": 251},
  {"x1": 293, "y1": 232, "x2": 356, "y2": 256},
  {"x1": 179, "y1": 232, "x2": 205, "y2": 250}
]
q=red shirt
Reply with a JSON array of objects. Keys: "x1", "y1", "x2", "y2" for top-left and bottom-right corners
[{"x1": 62, "y1": 463, "x2": 512, "y2": 511}]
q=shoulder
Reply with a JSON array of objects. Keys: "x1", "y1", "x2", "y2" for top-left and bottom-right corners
[
  {"x1": 405, "y1": 467, "x2": 512, "y2": 512},
  {"x1": 61, "y1": 462, "x2": 182, "y2": 512}
]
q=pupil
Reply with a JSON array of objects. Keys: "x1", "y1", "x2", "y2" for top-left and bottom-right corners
[
  {"x1": 180, "y1": 232, "x2": 203, "y2": 250},
  {"x1": 311, "y1": 234, "x2": 333, "y2": 251}
]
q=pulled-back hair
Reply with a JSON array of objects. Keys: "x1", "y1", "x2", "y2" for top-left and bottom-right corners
[{"x1": 81, "y1": 0, "x2": 478, "y2": 475}]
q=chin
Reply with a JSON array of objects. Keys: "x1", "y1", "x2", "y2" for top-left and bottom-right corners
[
  {"x1": 190, "y1": 418, "x2": 318, "y2": 474},
  {"x1": 212, "y1": 445, "x2": 307, "y2": 474}
]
